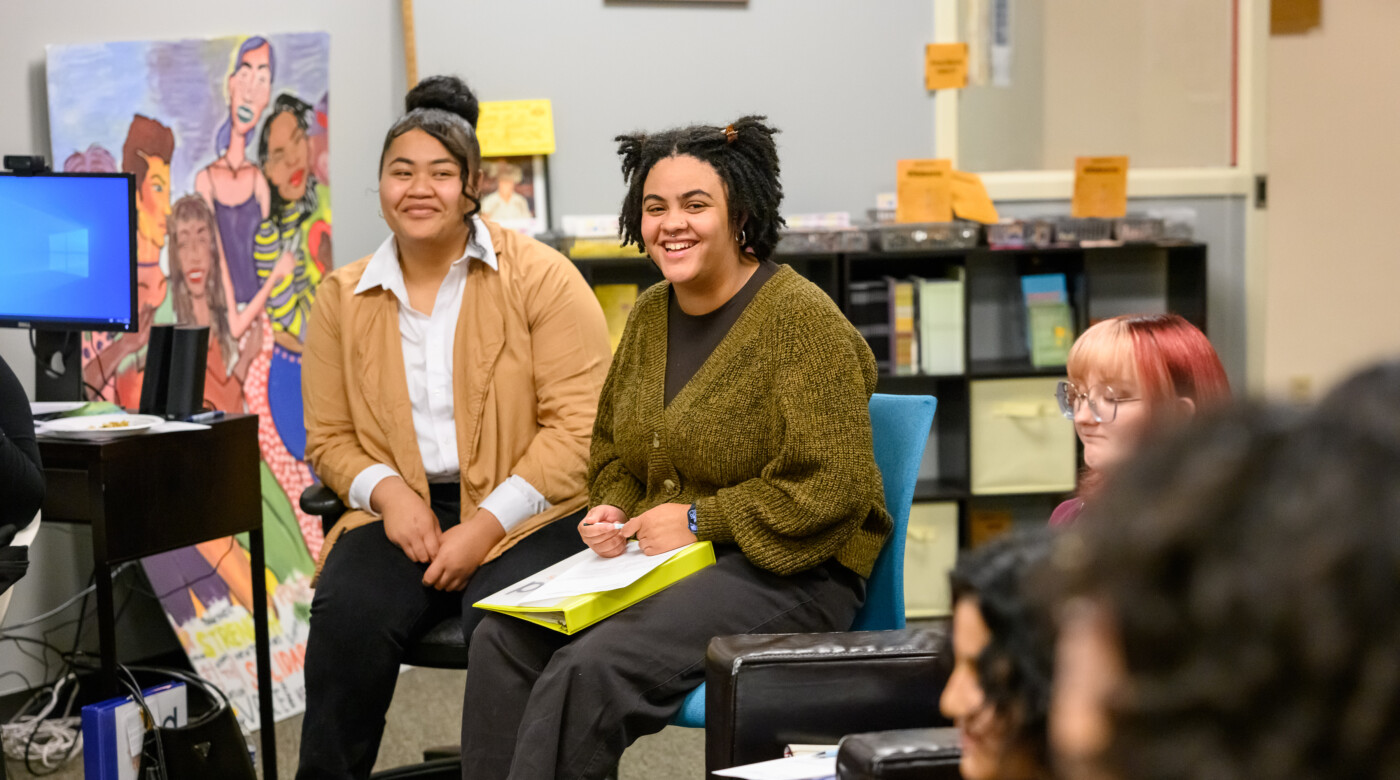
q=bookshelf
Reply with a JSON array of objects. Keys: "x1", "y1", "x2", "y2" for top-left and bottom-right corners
[{"x1": 568, "y1": 241, "x2": 1209, "y2": 557}]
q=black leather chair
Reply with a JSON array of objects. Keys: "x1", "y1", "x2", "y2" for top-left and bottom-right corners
[
  {"x1": 836, "y1": 728, "x2": 962, "y2": 779},
  {"x1": 701, "y1": 623, "x2": 960, "y2": 779}
]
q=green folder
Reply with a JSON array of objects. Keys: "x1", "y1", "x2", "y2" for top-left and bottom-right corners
[
  {"x1": 474, "y1": 542, "x2": 716, "y2": 634},
  {"x1": 1028, "y1": 303, "x2": 1073, "y2": 368}
]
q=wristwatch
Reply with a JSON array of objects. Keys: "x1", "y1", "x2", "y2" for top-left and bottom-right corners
[{"x1": 687, "y1": 503, "x2": 698, "y2": 534}]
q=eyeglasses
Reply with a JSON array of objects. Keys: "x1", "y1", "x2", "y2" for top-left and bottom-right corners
[{"x1": 1055, "y1": 381, "x2": 1141, "y2": 424}]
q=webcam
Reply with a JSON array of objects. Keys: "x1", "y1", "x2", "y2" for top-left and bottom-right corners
[{"x1": 3, "y1": 155, "x2": 50, "y2": 174}]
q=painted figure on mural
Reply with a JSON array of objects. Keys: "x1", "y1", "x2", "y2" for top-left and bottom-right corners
[
  {"x1": 254, "y1": 93, "x2": 329, "y2": 464},
  {"x1": 62, "y1": 143, "x2": 117, "y2": 174},
  {"x1": 81, "y1": 115, "x2": 175, "y2": 406},
  {"x1": 195, "y1": 36, "x2": 288, "y2": 337},
  {"x1": 169, "y1": 194, "x2": 263, "y2": 413}
]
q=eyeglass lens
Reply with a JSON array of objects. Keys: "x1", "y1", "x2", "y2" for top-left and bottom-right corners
[{"x1": 1056, "y1": 381, "x2": 1119, "y2": 423}]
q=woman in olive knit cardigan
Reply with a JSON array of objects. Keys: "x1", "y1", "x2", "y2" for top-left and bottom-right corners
[{"x1": 461, "y1": 117, "x2": 891, "y2": 780}]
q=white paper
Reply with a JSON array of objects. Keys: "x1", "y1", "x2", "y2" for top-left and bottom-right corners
[
  {"x1": 30, "y1": 401, "x2": 87, "y2": 415},
  {"x1": 479, "y1": 542, "x2": 699, "y2": 608},
  {"x1": 712, "y1": 754, "x2": 837, "y2": 780},
  {"x1": 151, "y1": 420, "x2": 212, "y2": 433}
]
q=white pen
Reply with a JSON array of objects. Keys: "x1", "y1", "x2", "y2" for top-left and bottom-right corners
[{"x1": 582, "y1": 521, "x2": 625, "y2": 529}]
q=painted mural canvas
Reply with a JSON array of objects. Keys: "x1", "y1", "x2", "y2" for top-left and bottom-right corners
[{"x1": 46, "y1": 32, "x2": 331, "y2": 729}]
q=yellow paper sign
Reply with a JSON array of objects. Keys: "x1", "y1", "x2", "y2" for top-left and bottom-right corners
[
  {"x1": 476, "y1": 100, "x2": 556, "y2": 157},
  {"x1": 896, "y1": 159, "x2": 953, "y2": 224},
  {"x1": 950, "y1": 170, "x2": 999, "y2": 224},
  {"x1": 925, "y1": 43, "x2": 969, "y2": 91},
  {"x1": 1072, "y1": 156, "x2": 1129, "y2": 218}
]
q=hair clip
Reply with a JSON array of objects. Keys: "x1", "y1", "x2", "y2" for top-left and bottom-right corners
[{"x1": 723, "y1": 124, "x2": 738, "y2": 144}]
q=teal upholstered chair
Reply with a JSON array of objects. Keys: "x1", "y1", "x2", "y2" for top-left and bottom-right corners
[{"x1": 669, "y1": 392, "x2": 937, "y2": 728}]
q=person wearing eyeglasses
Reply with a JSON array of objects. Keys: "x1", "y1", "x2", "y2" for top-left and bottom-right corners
[{"x1": 1050, "y1": 314, "x2": 1230, "y2": 527}]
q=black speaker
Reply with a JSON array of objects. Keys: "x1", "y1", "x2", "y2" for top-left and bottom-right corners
[
  {"x1": 166, "y1": 325, "x2": 209, "y2": 421},
  {"x1": 139, "y1": 325, "x2": 175, "y2": 415}
]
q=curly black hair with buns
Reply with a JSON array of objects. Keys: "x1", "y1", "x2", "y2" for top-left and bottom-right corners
[
  {"x1": 615, "y1": 116, "x2": 784, "y2": 261},
  {"x1": 379, "y1": 75, "x2": 483, "y2": 233}
]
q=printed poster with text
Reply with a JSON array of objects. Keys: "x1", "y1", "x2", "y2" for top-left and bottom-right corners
[{"x1": 47, "y1": 32, "x2": 332, "y2": 730}]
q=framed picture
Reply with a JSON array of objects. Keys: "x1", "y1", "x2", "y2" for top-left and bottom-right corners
[{"x1": 480, "y1": 154, "x2": 548, "y2": 236}]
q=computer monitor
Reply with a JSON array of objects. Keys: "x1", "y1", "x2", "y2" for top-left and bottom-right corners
[{"x1": 0, "y1": 171, "x2": 137, "y2": 332}]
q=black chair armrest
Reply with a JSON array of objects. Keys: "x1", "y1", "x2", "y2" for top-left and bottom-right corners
[
  {"x1": 836, "y1": 727, "x2": 962, "y2": 780},
  {"x1": 704, "y1": 625, "x2": 951, "y2": 775},
  {"x1": 300, "y1": 482, "x2": 347, "y2": 535}
]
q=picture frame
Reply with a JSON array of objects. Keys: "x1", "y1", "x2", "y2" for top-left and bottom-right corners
[{"x1": 480, "y1": 154, "x2": 549, "y2": 236}]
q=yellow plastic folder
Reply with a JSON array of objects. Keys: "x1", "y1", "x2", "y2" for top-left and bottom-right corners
[{"x1": 473, "y1": 542, "x2": 716, "y2": 635}]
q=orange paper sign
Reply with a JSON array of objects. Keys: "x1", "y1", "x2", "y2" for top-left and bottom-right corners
[
  {"x1": 925, "y1": 43, "x2": 969, "y2": 91},
  {"x1": 951, "y1": 170, "x2": 999, "y2": 224},
  {"x1": 896, "y1": 159, "x2": 953, "y2": 223},
  {"x1": 1072, "y1": 156, "x2": 1129, "y2": 218}
]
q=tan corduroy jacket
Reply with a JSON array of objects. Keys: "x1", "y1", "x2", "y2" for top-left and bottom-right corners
[{"x1": 302, "y1": 220, "x2": 611, "y2": 573}]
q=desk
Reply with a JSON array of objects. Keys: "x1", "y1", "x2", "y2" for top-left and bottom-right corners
[{"x1": 38, "y1": 414, "x2": 277, "y2": 780}]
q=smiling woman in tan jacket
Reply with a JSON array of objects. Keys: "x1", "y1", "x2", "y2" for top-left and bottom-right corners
[{"x1": 295, "y1": 76, "x2": 610, "y2": 780}]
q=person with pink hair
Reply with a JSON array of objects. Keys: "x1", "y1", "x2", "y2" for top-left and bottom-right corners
[{"x1": 1050, "y1": 313, "x2": 1231, "y2": 526}]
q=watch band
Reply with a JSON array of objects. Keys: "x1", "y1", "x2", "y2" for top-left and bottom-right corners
[{"x1": 687, "y1": 503, "x2": 698, "y2": 534}]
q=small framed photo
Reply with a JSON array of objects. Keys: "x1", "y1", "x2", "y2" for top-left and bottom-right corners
[{"x1": 480, "y1": 154, "x2": 548, "y2": 236}]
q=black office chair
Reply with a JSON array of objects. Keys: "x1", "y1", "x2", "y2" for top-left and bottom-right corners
[{"x1": 300, "y1": 484, "x2": 465, "y2": 778}]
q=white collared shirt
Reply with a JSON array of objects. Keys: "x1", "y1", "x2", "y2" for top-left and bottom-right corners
[{"x1": 346, "y1": 217, "x2": 550, "y2": 532}]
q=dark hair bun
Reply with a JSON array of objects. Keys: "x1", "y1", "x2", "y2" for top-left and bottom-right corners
[{"x1": 406, "y1": 75, "x2": 479, "y2": 129}]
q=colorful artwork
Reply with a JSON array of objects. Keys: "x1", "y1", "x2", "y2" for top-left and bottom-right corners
[{"x1": 47, "y1": 32, "x2": 330, "y2": 730}]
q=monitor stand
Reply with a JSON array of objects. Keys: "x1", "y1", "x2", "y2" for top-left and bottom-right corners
[{"x1": 33, "y1": 329, "x2": 83, "y2": 402}]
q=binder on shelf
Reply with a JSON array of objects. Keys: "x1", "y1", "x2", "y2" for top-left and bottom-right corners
[
  {"x1": 474, "y1": 541, "x2": 716, "y2": 635},
  {"x1": 848, "y1": 279, "x2": 891, "y2": 374},
  {"x1": 592, "y1": 284, "x2": 638, "y2": 354},
  {"x1": 887, "y1": 277, "x2": 918, "y2": 376},
  {"x1": 916, "y1": 270, "x2": 965, "y2": 376}
]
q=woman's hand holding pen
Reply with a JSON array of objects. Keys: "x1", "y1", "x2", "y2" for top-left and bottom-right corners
[
  {"x1": 579, "y1": 505, "x2": 628, "y2": 558},
  {"x1": 624, "y1": 503, "x2": 697, "y2": 557}
]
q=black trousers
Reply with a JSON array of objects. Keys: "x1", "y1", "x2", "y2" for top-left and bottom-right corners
[
  {"x1": 296, "y1": 483, "x2": 587, "y2": 780},
  {"x1": 460, "y1": 546, "x2": 866, "y2": 780}
]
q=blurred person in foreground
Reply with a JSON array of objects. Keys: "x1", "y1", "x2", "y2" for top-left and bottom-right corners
[
  {"x1": 941, "y1": 531, "x2": 1058, "y2": 780},
  {"x1": 1050, "y1": 360, "x2": 1400, "y2": 780}
]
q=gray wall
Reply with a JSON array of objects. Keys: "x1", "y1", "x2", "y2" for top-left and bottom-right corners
[{"x1": 417, "y1": 0, "x2": 938, "y2": 221}]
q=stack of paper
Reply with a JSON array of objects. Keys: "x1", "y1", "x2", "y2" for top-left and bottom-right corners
[{"x1": 713, "y1": 751, "x2": 836, "y2": 780}]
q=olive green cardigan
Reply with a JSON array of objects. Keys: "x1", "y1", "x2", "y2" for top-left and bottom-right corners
[{"x1": 588, "y1": 265, "x2": 891, "y2": 577}]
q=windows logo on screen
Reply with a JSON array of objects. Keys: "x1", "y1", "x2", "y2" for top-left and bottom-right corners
[{"x1": 48, "y1": 229, "x2": 90, "y2": 277}]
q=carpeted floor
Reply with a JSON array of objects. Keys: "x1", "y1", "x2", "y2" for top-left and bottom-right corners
[{"x1": 3, "y1": 666, "x2": 705, "y2": 779}]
